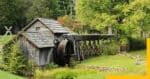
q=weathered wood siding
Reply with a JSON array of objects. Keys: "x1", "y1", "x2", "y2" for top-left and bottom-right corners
[
  {"x1": 19, "y1": 36, "x2": 40, "y2": 66},
  {"x1": 19, "y1": 35, "x2": 55, "y2": 66},
  {"x1": 18, "y1": 21, "x2": 57, "y2": 66},
  {"x1": 39, "y1": 48, "x2": 53, "y2": 66},
  {"x1": 27, "y1": 21, "x2": 50, "y2": 32}
]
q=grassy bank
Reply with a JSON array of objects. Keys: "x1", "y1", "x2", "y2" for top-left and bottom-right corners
[
  {"x1": 35, "y1": 50, "x2": 146, "y2": 79},
  {"x1": 0, "y1": 70, "x2": 26, "y2": 79},
  {"x1": 0, "y1": 35, "x2": 146, "y2": 79}
]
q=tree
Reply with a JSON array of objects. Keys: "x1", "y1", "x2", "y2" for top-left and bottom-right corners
[
  {"x1": 26, "y1": 0, "x2": 60, "y2": 22},
  {"x1": 26, "y1": 0, "x2": 74, "y2": 22},
  {"x1": 75, "y1": 0, "x2": 118, "y2": 33},
  {"x1": 58, "y1": 0, "x2": 75, "y2": 16},
  {"x1": 75, "y1": 0, "x2": 150, "y2": 37},
  {"x1": 0, "y1": 0, "x2": 27, "y2": 34},
  {"x1": 115, "y1": 0, "x2": 150, "y2": 38}
]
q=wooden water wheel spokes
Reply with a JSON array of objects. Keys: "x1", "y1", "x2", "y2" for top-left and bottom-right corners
[
  {"x1": 57, "y1": 39, "x2": 74, "y2": 66},
  {"x1": 61, "y1": 34, "x2": 114, "y2": 61}
]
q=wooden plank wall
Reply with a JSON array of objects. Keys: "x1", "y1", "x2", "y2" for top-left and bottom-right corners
[{"x1": 19, "y1": 36, "x2": 40, "y2": 66}]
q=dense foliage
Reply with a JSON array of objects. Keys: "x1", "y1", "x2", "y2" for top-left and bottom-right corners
[
  {"x1": 76, "y1": 0, "x2": 150, "y2": 33},
  {"x1": 0, "y1": 0, "x2": 73, "y2": 34},
  {"x1": 26, "y1": 0, "x2": 59, "y2": 22},
  {"x1": 75, "y1": 0, "x2": 150, "y2": 50},
  {"x1": 1, "y1": 41, "x2": 34, "y2": 76},
  {"x1": 0, "y1": 0, "x2": 26, "y2": 34},
  {"x1": 129, "y1": 37, "x2": 146, "y2": 50},
  {"x1": 76, "y1": 0, "x2": 149, "y2": 34},
  {"x1": 102, "y1": 41, "x2": 119, "y2": 55}
]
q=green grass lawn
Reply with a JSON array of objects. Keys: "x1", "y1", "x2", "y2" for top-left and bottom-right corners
[
  {"x1": 79, "y1": 50, "x2": 146, "y2": 69},
  {"x1": 74, "y1": 50, "x2": 146, "y2": 79},
  {"x1": 35, "y1": 50, "x2": 147, "y2": 79},
  {"x1": 0, "y1": 70, "x2": 25, "y2": 79},
  {"x1": 129, "y1": 50, "x2": 146, "y2": 59}
]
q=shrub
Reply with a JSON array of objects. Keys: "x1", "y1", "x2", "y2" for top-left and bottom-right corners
[
  {"x1": 129, "y1": 37, "x2": 146, "y2": 50},
  {"x1": 120, "y1": 37, "x2": 129, "y2": 46},
  {"x1": 55, "y1": 71, "x2": 77, "y2": 79},
  {"x1": 69, "y1": 57, "x2": 79, "y2": 68},
  {"x1": 46, "y1": 63, "x2": 59, "y2": 70},
  {"x1": 2, "y1": 41, "x2": 34, "y2": 76},
  {"x1": 102, "y1": 40, "x2": 119, "y2": 55},
  {"x1": 119, "y1": 37, "x2": 129, "y2": 51},
  {"x1": 35, "y1": 68, "x2": 73, "y2": 79}
]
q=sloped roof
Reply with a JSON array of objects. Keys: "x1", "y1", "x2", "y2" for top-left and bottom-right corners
[
  {"x1": 23, "y1": 18, "x2": 70, "y2": 33},
  {"x1": 22, "y1": 31, "x2": 54, "y2": 48}
]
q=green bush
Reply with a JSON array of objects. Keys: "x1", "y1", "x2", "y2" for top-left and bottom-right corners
[
  {"x1": 55, "y1": 71, "x2": 77, "y2": 79},
  {"x1": 102, "y1": 41, "x2": 119, "y2": 55},
  {"x1": 2, "y1": 41, "x2": 34, "y2": 76},
  {"x1": 46, "y1": 63, "x2": 59, "y2": 70},
  {"x1": 129, "y1": 38, "x2": 146, "y2": 50},
  {"x1": 120, "y1": 37, "x2": 129, "y2": 46},
  {"x1": 69, "y1": 57, "x2": 79, "y2": 68}
]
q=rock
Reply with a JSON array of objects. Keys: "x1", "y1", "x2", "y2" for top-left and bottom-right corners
[{"x1": 86, "y1": 65, "x2": 127, "y2": 72}]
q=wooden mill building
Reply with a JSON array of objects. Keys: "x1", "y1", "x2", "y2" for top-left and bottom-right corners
[{"x1": 19, "y1": 18, "x2": 73, "y2": 66}]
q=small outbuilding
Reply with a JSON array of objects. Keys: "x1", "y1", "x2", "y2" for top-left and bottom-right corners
[{"x1": 18, "y1": 18, "x2": 72, "y2": 66}]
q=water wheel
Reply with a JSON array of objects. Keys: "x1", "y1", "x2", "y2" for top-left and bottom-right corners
[{"x1": 56, "y1": 39, "x2": 74, "y2": 66}]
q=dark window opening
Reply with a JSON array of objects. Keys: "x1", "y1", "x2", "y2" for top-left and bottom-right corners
[{"x1": 36, "y1": 27, "x2": 40, "y2": 31}]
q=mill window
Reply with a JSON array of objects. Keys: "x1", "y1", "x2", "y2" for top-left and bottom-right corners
[{"x1": 36, "y1": 27, "x2": 40, "y2": 31}]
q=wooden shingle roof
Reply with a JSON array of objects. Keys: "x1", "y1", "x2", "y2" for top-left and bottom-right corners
[
  {"x1": 23, "y1": 18, "x2": 70, "y2": 33},
  {"x1": 22, "y1": 31, "x2": 54, "y2": 48}
]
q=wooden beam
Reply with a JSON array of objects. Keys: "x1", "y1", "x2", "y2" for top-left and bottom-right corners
[{"x1": 63, "y1": 34, "x2": 114, "y2": 41}]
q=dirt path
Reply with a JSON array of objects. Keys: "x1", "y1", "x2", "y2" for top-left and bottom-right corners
[{"x1": 120, "y1": 52, "x2": 146, "y2": 65}]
